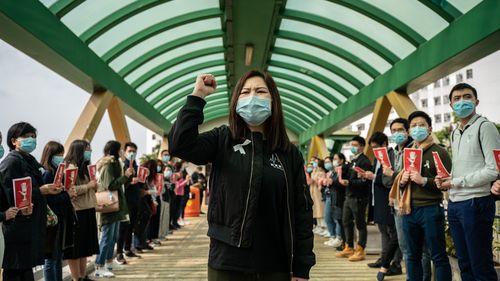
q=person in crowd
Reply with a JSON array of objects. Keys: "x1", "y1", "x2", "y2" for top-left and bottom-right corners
[
  {"x1": 157, "y1": 159, "x2": 171, "y2": 240},
  {"x1": 40, "y1": 141, "x2": 77, "y2": 281},
  {"x1": 0, "y1": 122, "x2": 61, "y2": 281},
  {"x1": 172, "y1": 162, "x2": 188, "y2": 227},
  {"x1": 168, "y1": 71, "x2": 315, "y2": 280},
  {"x1": 311, "y1": 159, "x2": 327, "y2": 236},
  {"x1": 336, "y1": 136, "x2": 372, "y2": 262},
  {"x1": 169, "y1": 162, "x2": 182, "y2": 230},
  {"x1": 0, "y1": 132, "x2": 19, "y2": 268},
  {"x1": 322, "y1": 155, "x2": 346, "y2": 248},
  {"x1": 134, "y1": 160, "x2": 156, "y2": 252},
  {"x1": 179, "y1": 162, "x2": 191, "y2": 226},
  {"x1": 390, "y1": 111, "x2": 452, "y2": 281},
  {"x1": 361, "y1": 132, "x2": 402, "y2": 280},
  {"x1": 436, "y1": 83, "x2": 500, "y2": 281},
  {"x1": 191, "y1": 166, "x2": 207, "y2": 214},
  {"x1": 145, "y1": 160, "x2": 161, "y2": 246},
  {"x1": 383, "y1": 118, "x2": 431, "y2": 280},
  {"x1": 95, "y1": 140, "x2": 133, "y2": 278},
  {"x1": 63, "y1": 139, "x2": 99, "y2": 281},
  {"x1": 331, "y1": 153, "x2": 348, "y2": 251}
]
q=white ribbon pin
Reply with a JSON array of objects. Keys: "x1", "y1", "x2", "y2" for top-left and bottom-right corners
[{"x1": 233, "y1": 139, "x2": 252, "y2": 155}]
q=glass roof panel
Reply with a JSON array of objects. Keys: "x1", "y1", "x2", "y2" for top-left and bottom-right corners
[
  {"x1": 279, "y1": 19, "x2": 391, "y2": 73},
  {"x1": 280, "y1": 98, "x2": 318, "y2": 124},
  {"x1": 273, "y1": 77, "x2": 337, "y2": 110},
  {"x1": 109, "y1": 18, "x2": 221, "y2": 71},
  {"x1": 448, "y1": 0, "x2": 483, "y2": 13},
  {"x1": 363, "y1": 0, "x2": 449, "y2": 40},
  {"x1": 163, "y1": 87, "x2": 228, "y2": 117},
  {"x1": 39, "y1": 0, "x2": 58, "y2": 8},
  {"x1": 60, "y1": 0, "x2": 135, "y2": 36},
  {"x1": 89, "y1": 0, "x2": 219, "y2": 56},
  {"x1": 279, "y1": 89, "x2": 327, "y2": 117},
  {"x1": 116, "y1": 37, "x2": 223, "y2": 76},
  {"x1": 271, "y1": 54, "x2": 359, "y2": 95},
  {"x1": 285, "y1": 0, "x2": 415, "y2": 59}
]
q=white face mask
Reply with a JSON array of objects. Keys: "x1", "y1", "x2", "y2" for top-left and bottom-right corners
[{"x1": 332, "y1": 160, "x2": 339, "y2": 167}]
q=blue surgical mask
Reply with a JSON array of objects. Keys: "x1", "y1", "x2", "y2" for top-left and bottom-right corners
[
  {"x1": 452, "y1": 99, "x2": 475, "y2": 119},
  {"x1": 126, "y1": 152, "x2": 136, "y2": 161},
  {"x1": 51, "y1": 155, "x2": 64, "y2": 167},
  {"x1": 325, "y1": 163, "x2": 333, "y2": 171},
  {"x1": 19, "y1": 137, "x2": 37, "y2": 154},
  {"x1": 157, "y1": 166, "x2": 162, "y2": 173},
  {"x1": 306, "y1": 167, "x2": 313, "y2": 173},
  {"x1": 164, "y1": 170, "x2": 172, "y2": 178},
  {"x1": 410, "y1": 126, "x2": 429, "y2": 142},
  {"x1": 162, "y1": 155, "x2": 170, "y2": 163},
  {"x1": 0, "y1": 145, "x2": 4, "y2": 159},
  {"x1": 350, "y1": 146, "x2": 359, "y2": 155},
  {"x1": 84, "y1": 151, "x2": 92, "y2": 162},
  {"x1": 391, "y1": 132, "x2": 408, "y2": 145},
  {"x1": 236, "y1": 96, "x2": 272, "y2": 126}
]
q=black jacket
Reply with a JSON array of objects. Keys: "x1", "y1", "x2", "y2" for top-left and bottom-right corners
[
  {"x1": 371, "y1": 153, "x2": 395, "y2": 226},
  {"x1": 168, "y1": 96, "x2": 315, "y2": 278},
  {"x1": 0, "y1": 150, "x2": 47, "y2": 269},
  {"x1": 346, "y1": 153, "x2": 372, "y2": 198}
]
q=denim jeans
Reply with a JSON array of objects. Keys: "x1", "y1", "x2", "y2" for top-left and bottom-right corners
[
  {"x1": 44, "y1": 256, "x2": 63, "y2": 281},
  {"x1": 96, "y1": 221, "x2": 120, "y2": 265},
  {"x1": 448, "y1": 195, "x2": 497, "y2": 281},
  {"x1": 324, "y1": 196, "x2": 336, "y2": 237},
  {"x1": 402, "y1": 204, "x2": 451, "y2": 281},
  {"x1": 395, "y1": 212, "x2": 431, "y2": 281}
]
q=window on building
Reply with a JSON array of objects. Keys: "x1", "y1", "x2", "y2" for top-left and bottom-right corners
[
  {"x1": 443, "y1": 95, "x2": 450, "y2": 104},
  {"x1": 466, "y1": 69, "x2": 473, "y2": 79},
  {"x1": 357, "y1": 124, "x2": 365, "y2": 131},
  {"x1": 434, "y1": 80, "x2": 441, "y2": 88},
  {"x1": 434, "y1": 97, "x2": 441, "y2": 106},
  {"x1": 434, "y1": 114, "x2": 442, "y2": 123},
  {"x1": 152, "y1": 134, "x2": 156, "y2": 140},
  {"x1": 456, "y1": 73, "x2": 463, "y2": 83},
  {"x1": 444, "y1": 113, "x2": 451, "y2": 122},
  {"x1": 443, "y1": 76, "x2": 450, "y2": 86},
  {"x1": 421, "y1": 98, "x2": 428, "y2": 108}
]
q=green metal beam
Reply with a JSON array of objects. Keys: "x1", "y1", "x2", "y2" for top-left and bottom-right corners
[
  {"x1": 0, "y1": 0, "x2": 172, "y2": 134},
  {"x1": 101, "y1": 8, "x2": 222, "y2": 62},
  {"x1": 277, "y1": 30, "x2": 380, "y2": 78},
  {"x1": 160, "y1": 85, "x2": 228, "y2": 116},
  {"x1": 299, "y1": 0, "x2": 500, "y2": 144},
  {"x1": 281, "y1": 105, "x2": 315, "y2": 128},
  {"x1": 276, "y1": 84, "x2": 330, "y2": 114},
  {"x1": 130, "y1": 47, "x2": 225, "y2": 89},
  {"x1": 327, "y1": 0, "x2": 426, "y2": 47},
  {"x1": 269, "y1": 60, "x2": 352, "y2": 99},
  {"x1": 280, "y1": 94, "x2": 322, "y2": 122},
  {"x1": 49, "y1": 0, "x2": 84, "y2": 19},
  {"x1": 80, "y1": 0, "x2": 169, "y2": 44},
  {"x1": 118, "y1": 30, "x2": 223, "y2": 77},
  {"x1": 283, "y1": 116, "x2": 306, "y2": 134},
  {"x1": 273, "y1": 47, "x2": 365, "y2": 89},
  {"x1": 282, "y1": 9, "x2": 399, "y2": 64},
  {"x1": 418, "y1": 0, "x2": 462, "y2": 23}
]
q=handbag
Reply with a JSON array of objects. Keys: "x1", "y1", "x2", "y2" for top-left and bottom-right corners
[
  {"x1": 95, "y1": 190, "x2": 119, "y2": 213},
  {"x1": 47, "y1": 205, "x2": 58, "y2": 227}
]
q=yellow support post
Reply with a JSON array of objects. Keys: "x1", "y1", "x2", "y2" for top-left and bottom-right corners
[
  {"x1": 64, "y1": 90, "x2": 113, "y2": 151},
  {"x1": 108, "y1": 96, "x2": 131, "y2": 147},
  {"x1": 364, "y1": 96, "x2": 392, "y2": 162},
  {"x1": 307, "y1": 135, "x2": 329, "y2": 161}
]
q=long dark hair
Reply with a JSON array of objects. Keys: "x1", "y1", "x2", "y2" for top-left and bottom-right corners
[
  {"x1": 65, "y1": 139, "x2": 90, "y2": 180},
  {"x1": 229, "y1": 70, "x2": 291, "y2": 152},
  {"x1": 103, "y1": 140, "x2": 122, "y2": 177},
  {"x1": 40, "y1": 141, "x2": 64, "y2": 174},
  {"x1": 143, "y1": 159, "x2": 157, "y2": 183}
]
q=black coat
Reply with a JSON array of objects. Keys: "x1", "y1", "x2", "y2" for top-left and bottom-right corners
[
  {"x1": 346, "y1": 153, "x2": 372, "y2": 198},
  {"x1": 168, "y1": 96, "x2": 315, "y2": 278},
  {"x1": 0, "y1": 150, "x2": 47, "y2": 269},
  {"x1": 371, "y1": 153, "x2": 395, "y2": 226}
]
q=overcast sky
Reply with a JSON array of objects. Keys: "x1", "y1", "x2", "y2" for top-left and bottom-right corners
[{"x1": 0, "y1": 39, "x2": 147, "y2": 162}]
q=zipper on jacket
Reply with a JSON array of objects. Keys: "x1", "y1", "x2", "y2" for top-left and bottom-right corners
[
  {"x1": 276, "y1": 154, "x2": 294, "y2": 276},
  {"x1": 238, "y1": 134, "x2": 254, "y2": 248}
]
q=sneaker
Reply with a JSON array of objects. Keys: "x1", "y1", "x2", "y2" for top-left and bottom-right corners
[
  {"x1": 368, "y1": 258, "x2": 382, "y2": 268},
  {"x1": 319, "y1": 230, "x2": 331, "y2": 237},
  {"x1": 115, "y1": 254, "x2": 127, "y2": 265},
  {"x1": 177, "y1": 218, "x2": 185, "y2": 226},
  {"x1": 385, "y1": 263, "x2": 403, "y2": 276},
  {"x1": 82, "y1": 276, "x2": 95, "y2": 281},
  {"x1": 106, "y1": 261, "x2": 125, "y2": 272},
  {"x1": 124, "y1": 250, "x2": 142, "y2": 258},
  {"x1": 312, "y1": 227, "x2": 322, "y2": 234},
  {"x1": 134, "y1": 248, "x2": 144, "y2": 254},
  {"x1": 330, "y1": 238, "x2": 343, "y2": 248},
  {"x1": 144, "y1": 244, "x2": 154, "y2": 251},
  {"x1": 95, "y1": 267, "x2": 115, "y2": 278},
  {"x1": 324, "y1": 238, "x2": 336, "y2": 246},
  {"x1": 152, "y1": 240, "x2": 161, "y2": 246}
]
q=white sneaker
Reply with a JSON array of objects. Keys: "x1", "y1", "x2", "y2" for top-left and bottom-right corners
[
  {"x1": 324, "y1": 238, "x2": 336, "y2": 246},
  {"x1": 95, "y1": 267, "x2": 115, "y2": 278},
  {"x1": 331, "y1": 237, "x2": 343, "y2": 248},
  {"x1": 313, "y1": 227, "x2": 322, "y2": 234},
  {"x1": 178, "y1": 218, "x2": 185, "y2": 226},
  {"x1": 106, "y1": 261, "x2": 125, "y2": 271},
  {"x1": 319, "y1": 229, "x2": 330, "y2": 237}
]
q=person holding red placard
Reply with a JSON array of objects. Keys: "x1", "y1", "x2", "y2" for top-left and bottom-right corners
[
  {"x1": 391, "y1": 111, "x2": 452, "y2": 281},
  {"x1": 436, "y1": 83, "x2": 500, "y2": 281},
  {"x1": 0, "y1": 122, "x2": 60, "y2": 281}
]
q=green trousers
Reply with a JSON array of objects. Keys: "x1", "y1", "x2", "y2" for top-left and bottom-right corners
[{"x1": 208, "y1": 267, "x2": 290, "y2": 281}]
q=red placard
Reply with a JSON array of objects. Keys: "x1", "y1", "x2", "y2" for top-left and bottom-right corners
[
  {"x1": 53, "y1": 163, "x2": 65, "y2": 188},
  {"x1": 13, "y1": 177, "x2": 32, "y2": 209},
  {"x1": 155, "y1": 173, "x2": 164, "y2": 195},
  {"x1": 87, "y1": 164, "x2": 97, "y2": 181},
  {"x1": 494, "y1": 149, "x2": 500, "y2": 174},
  {"x1": 138, "y1": 167, "x2": 149, "y2": 183},
  {"x1": 403, "y1": 148, "x2": 423, "y2": 174},
  {"x1": 353, "y1": 166, "x2": 366, "y2": 174},
  {"x1": 64, "y1": 167, "x2": 78, "y2": 190},
  {"x1": 373, "y1": 147, "x2": 392, "y2": 168},
  {"x1": 335, "y1": 166, "x2": 343, "y2": 182},
  {"x1": 432, "y1": 151, "x2": 450, "y2": 178}
]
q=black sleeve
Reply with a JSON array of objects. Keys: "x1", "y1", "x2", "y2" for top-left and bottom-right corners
[
  {"x1": 349, "y1": 156, "x2": 372, "y2": 188},
  {"x1": 0, "y1": 157, "x2": 22, "y2": 207},
  {"x1": 168, "y1": 96, "x2": 221, "y2": 165},
  {"x1": 292, "y1": 150, "x2": 316, "y2": 279}
]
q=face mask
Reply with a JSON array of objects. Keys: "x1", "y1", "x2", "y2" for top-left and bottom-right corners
[
  {"x1": 391, "y1": 132, "x2": 408, "y2": 145},
  {"x1": 19, "y1": 137, "x2": 37, "y2": 154},
  {"x1": 312, "y1": 162, "x2": 318, "y2": 168},
  {"x1": 0, "y1": 145, "x2": 4, "y2": 159},
  {"x1": 350, "y1": 146, "x2": 359, "y2": 155},
  {"x1": 84, "y1": 151, "x2": 92, "y2": 162},
  {"x1": 306, "y1": 167, "x2": 313, "y2": 173},
  {"x1": 162, "y1": 155, "x2": 170, "y2": 163},
  {"x1": 51, "y1": 155, "x2": 64, "y2": 167},
  {"x1": 126, "y1": 152, "x2": 136, "y2": 161},
  {"x1": 236, "y1": 96, "x2": 272, "y2": 126},
  {"x1": 332, "y1": 160, "x2": 339, "y2": 167},
  {"x1": 410, "y1": 126, "x2": 429, "y2": 142},
  {"x1": 452, "y1": 99, "x2": 475, "y2": 119},
  {"x1": 164, "y1": 170, "x2": 172, "y2": 178},
  {"x1": 157, "y1": 166, "x2": 162, "y2": 173},
  {"x1": 324, "y1": 163, "x2": 333, "y2": 171}
]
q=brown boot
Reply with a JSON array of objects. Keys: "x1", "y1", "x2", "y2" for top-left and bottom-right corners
[
  {"x1": 348, "y1": 245, "x2": 366, "y2": 261},
  {"x1": 335, "y1": 245, "x2": 354, "y2": 258}
]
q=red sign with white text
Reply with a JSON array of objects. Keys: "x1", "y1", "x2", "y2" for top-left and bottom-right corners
[
  {"x1": 494, "y1": 149, "x2": 500, "y2": 174},
  {"x1": 432, "y1": 151, "x2": 450, "y2": 178},
  {"x1": 13, "y1": 177, "x2": 32, "y2": 209},
  {"x1": 335, "y1": 166, "x2": 343, "y2": 182},
  {"x1": 64, "y1": 167, "x2": 78, "y2": 190},
  {"x1": 53, "y1": 163, "x2": 65, "y2": 188},
  {"x1": 373, "y1": 147, "x2": 392, "y2": 168},
  {"x1": 138, "y1": 167, "x2": 149, "y2": 183},
  {"x1": 155, "y1": 173, "x2": 164, "y2": 195},
  {"x1": 353, "y1": 166, "x2": 366, "y2": 174},
  {"x1": 403, "y1": 148, "x2": 422, "y2": 174},
  {"x1": 88, "y1": 164, "x2": 97, "y2": 182}
]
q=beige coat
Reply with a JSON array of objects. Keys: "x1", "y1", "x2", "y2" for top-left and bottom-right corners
[
  {"x1": 310, "y1": 169, "x2": 325, "y2": 219},
  {"x1": 68, "y1": 163, "x2": 97, "y2": 211}
]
